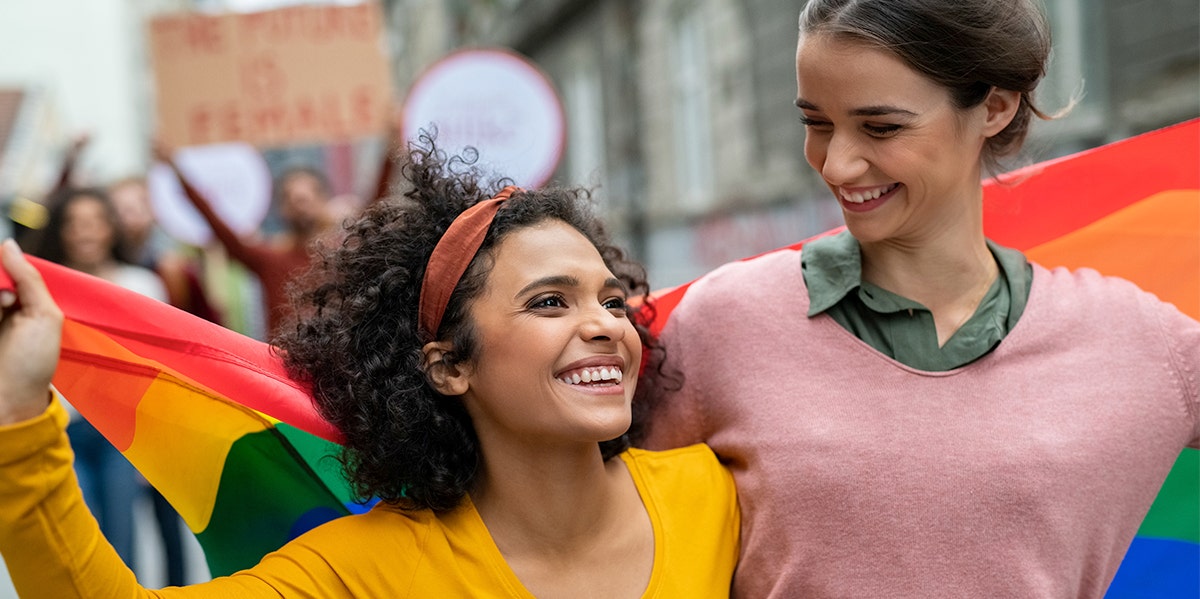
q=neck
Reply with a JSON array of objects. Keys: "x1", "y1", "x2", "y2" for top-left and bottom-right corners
[
  {"x1": 70, "y1": 258, "x2": 119, "y2": 280},
  {"x1": 858, "y1": 194, "x2": 996, "y2": 307},
  {"x1": 125, "y1": 231, "x2": 149, "y2": 257},
  {"x1": 471, "y1": 440, "x2": 626, "y2": 556},
  {"x1": 859, "y1": 223, "x2": 998, "y2": 346}
]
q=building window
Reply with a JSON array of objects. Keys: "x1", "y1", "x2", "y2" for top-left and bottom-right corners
[
  {"x1": 564, "y1": 60, "x2": 606, "y2": 200},
  {"x1": 670, "y1": 6, "x2": 714, "y2": 209}
]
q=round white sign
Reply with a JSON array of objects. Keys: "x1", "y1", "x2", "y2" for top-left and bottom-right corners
[
  {"x1": 402, "y1": 49, "x2": 566, "y2": 188},
  {"x1": 147, "y1": 143, "x2": 273, "y2": 246}
]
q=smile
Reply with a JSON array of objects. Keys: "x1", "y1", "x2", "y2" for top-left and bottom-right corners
[
  {"x1": 839, "y1": 183, "x2": 899, "y2": 204},
  {"x1": 558, "y1": 366, "x2": 624, "y2": 386}
]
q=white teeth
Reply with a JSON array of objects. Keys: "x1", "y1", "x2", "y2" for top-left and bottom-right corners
[
  {"x1": 841, "y1": 183, "x2": 896, "y2": 204},
  {"x1": 560, "y1": 367, "x2": 623, "y2": 385}
]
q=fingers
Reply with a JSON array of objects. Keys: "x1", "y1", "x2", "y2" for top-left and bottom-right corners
[
  {"x1": 0, "y1": 248, "x2": 13, "y2": 308},
  {"x1": 0, "y1": 240, "x2": 56, "y2": 313},
  {"x1": 151, "y1": 138, "x2": 174, "y2": 164}
]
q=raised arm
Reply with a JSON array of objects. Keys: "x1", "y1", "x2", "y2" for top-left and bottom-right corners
[
  {"x1": 48, "y1": 133, "x2": 90, "y2": 196},
  {"x1": 368, "y1": 124, "x2": 400, "y2": 206},
  {"x1": 152, "y1": 142, "x2": 273, "y2": 274},
  {"x1": 0, "y1": 242, "x2": 361, "y2": 598}
]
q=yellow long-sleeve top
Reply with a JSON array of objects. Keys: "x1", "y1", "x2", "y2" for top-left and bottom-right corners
[{"x1": 0, "y1": 397, "x2": 739, "y2": 598}]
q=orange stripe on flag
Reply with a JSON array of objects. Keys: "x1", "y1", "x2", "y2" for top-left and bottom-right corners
[
  {"x1": 1026, "y1": 190, "x2": 1200, "y2": 320},
  {"x1": 56, "y1": 321, "x2": 156, "y2": 451}
]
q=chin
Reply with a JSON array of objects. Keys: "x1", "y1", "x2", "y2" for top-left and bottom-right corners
[{"x1": 583, "y1": 413, "x2": 633, "y2": 444}]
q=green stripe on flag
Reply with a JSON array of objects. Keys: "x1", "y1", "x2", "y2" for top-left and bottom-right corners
[
  {"x1": 197, "y1": 427, "x2": 352, "y2": 576},
  {"x1": 1137, "y1": 448, "x2": 1199, "y2": 543}
]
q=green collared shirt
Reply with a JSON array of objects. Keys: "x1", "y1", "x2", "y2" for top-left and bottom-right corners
[{"x1": 802, "y1": 230, "x2": 1032, "y2": 372}]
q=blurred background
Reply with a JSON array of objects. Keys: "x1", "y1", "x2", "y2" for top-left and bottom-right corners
[
  {"x1": 1, "y1": 0, "x2": 1197, "y2": 292},
  {"x1": 0, "y1": 0, "x2": 1196, "y2": 591}
]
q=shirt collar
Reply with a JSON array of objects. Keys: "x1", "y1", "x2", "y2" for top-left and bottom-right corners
[
  {"x1": 802, "y1": 229, "x2": 1029, "y2": 319},
  {"x1": 802, "y1": 230, "x2": 863, "y2": 316}
]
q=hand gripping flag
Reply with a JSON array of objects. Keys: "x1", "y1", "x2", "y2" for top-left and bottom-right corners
[{"x1": 19, "y1": 118, "x2": 1199, "y2": 591}]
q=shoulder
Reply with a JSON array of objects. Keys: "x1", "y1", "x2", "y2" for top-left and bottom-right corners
[
  {"x1": 695, "y1": 248, "x2": 802, "y2": 290},
  {"x1": 1031, "y1": 263, "x2": 1185, "y2": 315},
  {"x1": 112, "y1": 264, "x2": 168, "y2": 302},
  {"x1": 277, "y1": 503, "x2": 435, "y2": 566},
  {"x1": 235, "y1": 505, "x2": 439, "y2": 595},
  {"x1": 1028, "y1": 263, "x2": 1199, "y2": 363},
  {"x1": 669, "y1": 248, "x2": 805, "y2": 319},
  {"x1": 622, "y1": 445, "x2": 733, "y2": 493},
  {"x1": 621, "y1": 446, "x2": 739, "y2": 559}
]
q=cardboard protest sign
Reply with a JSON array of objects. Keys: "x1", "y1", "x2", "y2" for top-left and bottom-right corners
[{"x1": 149, "y1": 2, "x2": 392, "y2": 147}]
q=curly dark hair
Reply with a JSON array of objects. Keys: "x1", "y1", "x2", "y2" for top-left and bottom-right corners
[
  {"x1": 276, "y1": 135, "x2": 662, "y2": 512},
  {"x1": 30, "y1": 187, "x2": 133, "y2": 267}
]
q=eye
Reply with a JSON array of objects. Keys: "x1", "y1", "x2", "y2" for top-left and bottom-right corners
[
  {"x1": 528, "y1": 293, "x2": 568, "y2": 310},
  {"x1": 602, "y1": 296, "x2": 628, "y2": 314},
  {"x1": 864, "y1": 123, "x2": 901, "y2": 137},
  {"x1": 798, "y1": 115, "x2": 832, "y2": 130}
]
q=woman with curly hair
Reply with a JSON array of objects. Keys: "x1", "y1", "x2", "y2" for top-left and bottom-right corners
[{"x1": 0, "y1": 139, "x2": 739, "y2": 598}]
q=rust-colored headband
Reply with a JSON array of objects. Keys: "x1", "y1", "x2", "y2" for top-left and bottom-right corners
[{"x1": 418, "y1": 185, "x2": 521, "y2": 342}]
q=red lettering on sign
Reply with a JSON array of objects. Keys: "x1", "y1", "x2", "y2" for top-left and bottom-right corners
[
  {"x1": 295, "y1": 97, "x2": 318, "y2": 133},
  {"x1": 250, "y1": 104, "x2": 288, "y2": 138},
  {"x1": 189, "y1": 108, "x2": 213, "y2": 145},
  {"x1": 351, "y1": 86, "x2": 375, "y2": 129},
  {"x1": 216, "y1": 104, "x2": 244, "y2": 141},
  {"x1": 184, "y1": 16, "x2": 225, "y2": 53}
]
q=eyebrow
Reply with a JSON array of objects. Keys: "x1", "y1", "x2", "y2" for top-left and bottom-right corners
[
  {"x1": 795, "y1": 99, "x2": 918, "y2": 118},
  {"x1": 515, "y1": 275, "x2": 626, "y2": 299}
]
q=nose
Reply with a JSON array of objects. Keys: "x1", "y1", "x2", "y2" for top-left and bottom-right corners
[
  {"x1": 818, "y1": 131, "x2": 869, "y2": 186},
  {"x1": 579, "y1": 303, "x2": 628, "y2": 343}
]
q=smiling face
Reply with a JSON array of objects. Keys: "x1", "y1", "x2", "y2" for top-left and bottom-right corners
[
  {"x1": 279, "y1": 171, "x2": 330, "y2": 234},
  {"x1": 62, "y1": 195, "x2": 118, "y2": 270},
  {"x1": 109, "y1": 180, "x2": 154, "y2": 240},
  {"x1": 455, "y1": 219, "x2": 641, "y2": 451},
  {"x1": 795, "y1": 33, "x2": 997, "y2": 246}
]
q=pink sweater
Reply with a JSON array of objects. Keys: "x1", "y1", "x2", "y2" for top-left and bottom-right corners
[{"x1": 643, "y1": 248, "x2": 1199, "y2": 598}]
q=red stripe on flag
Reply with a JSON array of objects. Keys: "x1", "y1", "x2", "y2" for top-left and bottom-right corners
[
  {"x1": 983, "y1": 119, "x2": 1199, "y2": 249},
  {"x1": 31, "y1": 257, "x2": 341, "y2": 443}
]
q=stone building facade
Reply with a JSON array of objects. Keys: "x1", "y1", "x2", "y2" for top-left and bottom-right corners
[{"x1": 382, "y1": 0, "x2": 1199, "y2": 287}]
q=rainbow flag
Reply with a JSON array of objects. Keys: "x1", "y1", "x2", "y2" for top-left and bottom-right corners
[
  {"x1": 647, "y1": 118, "x2": 1199, "y2": 597},
  {"x1": 25, "y1": 119, "x2": 1198, "y2": 591},
  {"x1": 37, "y1": 257, "x2": 361, "y2": 577}
]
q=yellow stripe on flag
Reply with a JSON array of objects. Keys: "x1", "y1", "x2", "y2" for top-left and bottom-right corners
[{"x1": 123, "y1": 374, "x2": 275, "y2": 533}]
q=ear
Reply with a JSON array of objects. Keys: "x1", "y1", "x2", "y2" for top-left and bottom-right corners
[
  {"x1": 421, "y1": 341, "x2": 470, "y2": 396},
  {"x1": 981, "y1": 87, "x2": 1021, "y2": 138}
]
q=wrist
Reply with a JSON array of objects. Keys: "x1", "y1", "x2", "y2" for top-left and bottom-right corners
[{"x1": 0, "y1": 388, "x2": 53, "y2": 426}]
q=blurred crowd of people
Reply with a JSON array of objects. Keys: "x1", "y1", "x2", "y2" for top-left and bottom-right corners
[{"x1": 9, "y1": 130, "x2": 398, "y2": 585}]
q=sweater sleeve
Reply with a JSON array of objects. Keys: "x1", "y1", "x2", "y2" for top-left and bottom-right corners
[
  {"x1": 168, "y1": 163, "x2": 273, "y2": 275},
  {"x1": 0, "y1": 393, "x2": 359, "y2": 598},
  {"x1": 639, "y1": 291, "x2": 711, "y2": 451},
  {"x1": 1154, "y1": 298, "x2": 1200, "y2": 448}
]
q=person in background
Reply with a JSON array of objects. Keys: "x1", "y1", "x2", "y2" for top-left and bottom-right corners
[
  {"x1": 28, "y1": 186, "x2": 170, "y2": 575},
  {"x1": 153, "y1": 143, "x2": 337, "y2": 338},
  {"x1": 8, "y1": 133, "x2": 90, "y2": 247},
  {"x1": 109, "y1": 176, "x2": 222, "y2": 325},
  {"x1": 642, "y1": 0, "x2": 1199, "y2": 597},
  {"x1": 0, "y1": 137, "x2": 739, "y2": 597}
]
